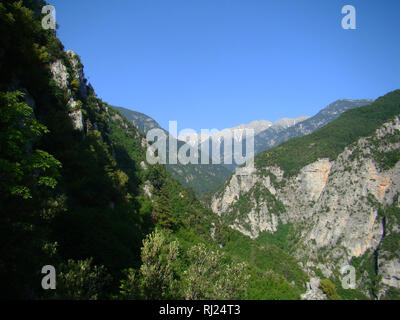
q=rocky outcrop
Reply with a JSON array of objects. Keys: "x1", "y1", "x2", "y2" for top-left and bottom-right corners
[
  {"x1": 212, "y1": 174, "x2": 260, "y2": 215},
  {"x1": 50, "y1": 60, "x2": 69, "y2": 89},
  {"x1": 379, "y1": 257, "x2": 400, "y2": 290},
  {"x1": 143, "y1": 180, "x2": 153, "y2": 199},
  {"x1": 301, "y1": 278, "x2": 327, "y2": 300},
  {"x1": 298, "y1": 159, "x2": 332, "y2": 202},
  {"x1": 67, "y1": 50, "x2": 87, "y2": 99},
  {"x1": 48, "y1": 52, "x2": 91, "y2": 132},
  {"x1": 231, "y1": 206, "x2": 279, "y2": 239},
  {"x1": 67, "y1": 98, "x2": 84, "y2": 131},
  {"x1": 69, "y1": 110, "x2": 84, "y2": 131}
]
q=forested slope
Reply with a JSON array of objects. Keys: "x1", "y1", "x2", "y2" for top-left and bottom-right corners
[{"x1": 0, "y1": 0, "x2": 307, "y2": 300}]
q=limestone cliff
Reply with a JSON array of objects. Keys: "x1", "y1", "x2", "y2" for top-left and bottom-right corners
[{"x1": 49, "y1": 50, "x2": 86, "y2": 131}]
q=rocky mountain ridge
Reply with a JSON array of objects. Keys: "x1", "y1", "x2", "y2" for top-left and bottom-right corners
[
  {"x1": 253, "y1": 99, "x2": 374, "y2": 155},
  {"x1": 115, "y1": 106, "x2": 168, "y2": 135}
]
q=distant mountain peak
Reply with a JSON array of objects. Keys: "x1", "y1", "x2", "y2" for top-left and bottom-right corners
[
  {"x1": 177, "y1": 119, "x2": 273, "y2": 144},
  {"x1": 231, "y1": 120, "x2": 273, "y2": 135},
  {"x1": 271, "y1": 116, "x2": 310, "y2": 130},
  {"x1": 114, "y1": 106, "x2": 168, "y2": 135}
]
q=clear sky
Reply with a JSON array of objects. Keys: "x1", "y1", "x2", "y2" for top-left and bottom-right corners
[{"x1": 51, "y1": 0, "x2": 400, "y2": 132}]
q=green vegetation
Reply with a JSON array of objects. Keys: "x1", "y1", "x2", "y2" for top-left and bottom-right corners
[
  {"x1": 0, "y1": 0, "x2": 151, "y2": 298},
  {"x1": 0, "y1": 89, "x2": 62, "y2": 298},
  {"x1": 370, "y1": 128, "x2": 400, "y2": 170},
  {"x1": 0, "y1": 0, "x2": 309, "y2": 300},
  {"x1": 334, "y1": 281, "x2": 368, "y2": 300},
  {"x1": 349, "y1": 249, "x2": 379, "y2": 298},
  {"x1": 319, "y1": 279, "x2": 341, "y2": 300},
  {"x1": 3, "y1": 0, "x2": 399, "y2": 301},
  {"x1": 119, "y1": 229, "x2": 249, "y2": 300},
  {"x1": 374, "y1": 149, "x2": 400, "y2": 170},
  {"x1": 54, "y1": 258, "x2": 113, "y2": 300},
  {"x1": 0, "y1": 91, "x2": 61, "y2": 199},
  {"x1": 380, "y1": 201, "x2": 400, "y2": 260},
  {"x1": 217, "y1": 228, "x2": 308, "y2": 298},
  {"x1": 382, "y1": 287, "x2": 400, "y2": 300},
  {"x1": 257, "y1": 223, "x2": 297, "y2": 253}
]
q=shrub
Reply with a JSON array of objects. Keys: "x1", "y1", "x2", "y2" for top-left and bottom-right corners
[{"x1": 320, "y1": 279, "x2": 341, "y2": 300}]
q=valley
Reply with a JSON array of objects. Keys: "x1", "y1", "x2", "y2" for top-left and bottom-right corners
[{"x1": 0, "y1": 0, "x2": 399, "y2": 302}]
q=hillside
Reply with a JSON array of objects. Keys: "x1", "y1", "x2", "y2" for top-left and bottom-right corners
[
  {"x1": 3, "y1": 0, "x2": 399, "y2": 301},
  {"x1": 116, "y1": 106, "x2": 232, "y2": 196},
  {"x1": 211, "y1": 90, "x2": 400, "y2": 299},
  {"x1": 115, "y1": 106, "x2": 168, "y2": 136},
  {"x1": 0, "y1": 0, "x2": 308, "y2": 300}
]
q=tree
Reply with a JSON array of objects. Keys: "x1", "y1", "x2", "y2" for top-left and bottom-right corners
[
  {"x1": 0, "y1": 91, "x2": 62, "y2": 298},
  {"x1": 120, "y1": 229, "x2": 179, "y2": 300},
  {"x1": 0, "y1": 91, "x2": 61, "y2": 199},
  {"x1": 153, "y1": 186, "x2": 176, "y2": 228},
  {"x1": 320, "y1": 279, "x2": 341, "y2": 300},
  {"x1": 55, "y1": 258, "x2": 112, "y2": 300},
  {"x1": 182, "y1": 243, "x2": 249, "y2": 300}
]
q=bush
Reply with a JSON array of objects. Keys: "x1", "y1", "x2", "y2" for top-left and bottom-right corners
[
  {"x1": 55, "y1": 258, "x2": 112, "y2": 300},
  {"x1": 320, "y1": 279, "x2": 341, "y2": 300},
  {"x1": 182, "y1": 243, "x2": 249, "y2": 300}
]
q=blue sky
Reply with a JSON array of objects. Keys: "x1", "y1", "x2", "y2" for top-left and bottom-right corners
[{"x1": 51, "y1": 0, "x2": 400, "y2": 132}]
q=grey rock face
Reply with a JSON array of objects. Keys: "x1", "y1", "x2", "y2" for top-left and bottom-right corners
[
  {"x1": 67, "y1": 50, "x2": 87, "y2": 99},
  {"x1": 271, "y1": 116, "x2": 310, "y2": 130},
  {"x1": 379, "y1": 258, "x2": 400, "y2": 291},
  {"x1": 301, "y1": 278, "x2": 327, "y2": 300},
  {"x1": 49, "y1": 58, "x2": 85, "y2": 131},
  {"x1": 69, "y1": 110, "x2": 84, "y2": 131},
  {"x1": 234, "y1": 120, "x2": 273, "y2": 135},
  {"x1": 143, "y1": 180, "x2": 153, "y2": 199},
  {"x1": 50, "y1": 60, "x2": 69, "y2": 89}
]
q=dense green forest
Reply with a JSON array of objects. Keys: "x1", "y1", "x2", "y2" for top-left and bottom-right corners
[{"x1": 0, "y1": 0, "x2": 308, "y2": 299}]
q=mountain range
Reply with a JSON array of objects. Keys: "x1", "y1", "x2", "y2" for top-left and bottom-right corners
[
  {"x1": 116, "y1": 99, "x2": 375, "y2": 192},
  {"x1": 253, "y1": 99, "x2": 375, "y2": 155}
]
